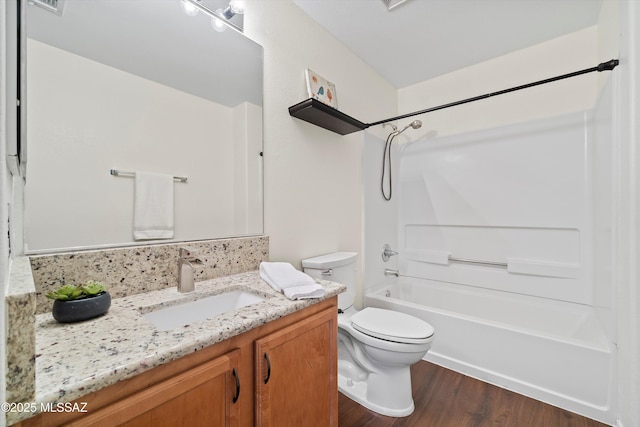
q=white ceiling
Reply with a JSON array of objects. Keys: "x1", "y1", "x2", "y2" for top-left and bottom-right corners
[{"x1": 294, "y1": 0, "x2": 604, "y2": 88}]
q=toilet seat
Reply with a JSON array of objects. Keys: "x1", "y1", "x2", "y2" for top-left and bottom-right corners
[{"x1": 351, "y1": 307, "x2": 434, "y2": 345}]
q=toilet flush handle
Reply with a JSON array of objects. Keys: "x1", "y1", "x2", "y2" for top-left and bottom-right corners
[{"x1": 321, "y1": 269, "x2": 333, "y2": 276}]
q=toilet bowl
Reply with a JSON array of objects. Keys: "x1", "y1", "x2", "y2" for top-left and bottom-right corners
[{"x1": 302, "y1": 252, "x2": 434, "y2": 417}]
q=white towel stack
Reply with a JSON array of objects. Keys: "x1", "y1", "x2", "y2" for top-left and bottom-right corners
[
  {"x1": 259, "y1": 262, "x2": 325, "y2": 300},
  {"x1": 133, "y1": 171, "x2": 175, "y2": 240}
]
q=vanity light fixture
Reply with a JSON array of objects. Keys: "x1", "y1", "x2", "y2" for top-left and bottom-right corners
[
  {"x1": 211, "y1": 10, "x2": 228, "y2": 32},
  {"x1": 222, "y1": 0, "x2": 244, "y2": 19},
  {"x1": 181, "y1": 0, "x2": 200, "y2": 16},
  {"x1": 181, "y1": 0, "x2": 243, "y2": 33}
]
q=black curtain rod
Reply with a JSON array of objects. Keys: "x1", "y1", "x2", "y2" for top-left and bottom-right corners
[{"x1": 367, "y1": 59, "x2": 619, "y2": 128}]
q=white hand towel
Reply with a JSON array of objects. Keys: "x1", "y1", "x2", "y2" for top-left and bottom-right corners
[
  {"x1": 259, "y1": 262, "x2": 325, "y2": 300},
  {"x1": 283, "y1": 284, "x2": 326, "y2": 300},
  {"x1": 259, "y1": 262, "x2": 315, "y2": 290},
  {"x1": 133, "y1": 171, "x2": 175, "y2": 240}
]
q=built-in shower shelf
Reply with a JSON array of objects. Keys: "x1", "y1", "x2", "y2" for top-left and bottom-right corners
[{"x1": 288, "y1": 98, "x2": 369, "y2": 135}]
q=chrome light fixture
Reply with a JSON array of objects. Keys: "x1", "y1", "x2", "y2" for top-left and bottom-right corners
[
  {"x1": 181, "y1": 0, "x2": 199, "y2": 16},
  {"x1": 181, "y1": 0, "x2": 244, "y2": 33},
  {"x1": 211, "y1": 10, "x2": 228, "y2": 32},
  {"x1": 221, "y1": 0, "x2": 244, "y2": 19}
]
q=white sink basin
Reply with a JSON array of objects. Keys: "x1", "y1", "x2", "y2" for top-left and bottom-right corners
[{"x1": 143, "y1": 290, "x2": 265, "y2": 331}]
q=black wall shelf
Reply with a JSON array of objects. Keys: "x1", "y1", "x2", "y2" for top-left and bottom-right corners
[
  {"x1": 288, "y1": 98, "x2": 369, "y2": 135},
  {"x1": 288, "y1": 60, "x2": 619, "y2": 136}
]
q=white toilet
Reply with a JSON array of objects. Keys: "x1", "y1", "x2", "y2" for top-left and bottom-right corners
[{"x1": 302, "y1": 252, "x2": 434, "y2": 417}]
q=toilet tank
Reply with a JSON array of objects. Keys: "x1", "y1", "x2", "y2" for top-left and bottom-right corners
[{"x1": 302, "y1": 252, "x2": 357, "y2": 310}]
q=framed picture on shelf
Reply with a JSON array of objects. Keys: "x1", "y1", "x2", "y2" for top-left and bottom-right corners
[{"x1": 305, "y1": 69, "x2": 338, "y2": 109}]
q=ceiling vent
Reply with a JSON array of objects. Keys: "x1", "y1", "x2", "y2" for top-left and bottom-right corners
[
  {"x1": 29, "y1": 0, "x2": 66, "y2": 16},
  {"x1": 381, "y1": 0, "x2": 411, "y2": 11}
]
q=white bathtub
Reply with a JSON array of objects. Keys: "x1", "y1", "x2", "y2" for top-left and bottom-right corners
[{"x1": 364, "y1": 277, "x2": 614, "y2": 425}]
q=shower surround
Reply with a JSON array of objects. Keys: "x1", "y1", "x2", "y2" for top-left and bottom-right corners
[{"x1": 362, "y1": 79, "x2": 616, "y2": 425}]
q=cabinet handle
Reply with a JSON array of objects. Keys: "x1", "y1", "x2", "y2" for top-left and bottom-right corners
[
  {"x1": 232, "y1": 368, "x2": 240, "y2": 403},
  {"x1": 263, "y1": 353, "x2": 271, "y2": 384}
]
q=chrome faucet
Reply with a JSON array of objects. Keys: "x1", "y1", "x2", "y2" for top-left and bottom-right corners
[
  {"x1": 178, "y1": 247, "x2": 204, "y2": 293},
  {"x1": 381, "y1": 244, "x2": 399, "y2": 262},
  {"x1": 384, "y1": 268, "x2": 399, "y2": 277}
]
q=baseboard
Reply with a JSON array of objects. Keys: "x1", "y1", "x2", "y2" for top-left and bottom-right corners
[{"x1": 423, "y1": 352, "x2": 615, "y2": 426}]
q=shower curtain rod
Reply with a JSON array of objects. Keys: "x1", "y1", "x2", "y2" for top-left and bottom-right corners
[{"x1": 368, "y1": 59, "x2": 619, "y2": 127}]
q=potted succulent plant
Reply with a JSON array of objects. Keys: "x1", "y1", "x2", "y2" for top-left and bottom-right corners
[{"x1": 46, "y1": 280, "x2": 111, "y2": 323}]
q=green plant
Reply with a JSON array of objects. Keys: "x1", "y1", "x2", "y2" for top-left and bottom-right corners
[{"x1": 46, "y1": 281, "x2": 107, "y2": 301}]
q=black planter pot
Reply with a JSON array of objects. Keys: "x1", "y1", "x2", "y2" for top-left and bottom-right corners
[{"x1": 52, "y1": 292, "x2": 111, "y2": 323}]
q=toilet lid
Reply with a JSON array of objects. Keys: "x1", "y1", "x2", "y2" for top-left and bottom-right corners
[{"x1": 350, "y1": 307, "x2": 434, "y2": 344}]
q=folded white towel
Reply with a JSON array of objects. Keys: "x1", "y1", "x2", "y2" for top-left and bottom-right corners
[
  {"x1": 259, "y1": 261, "x2": 325, "y2": 300},
  {"x1": 283, "y1": 284, "x2": 326, "y2": 300},
  {"x1": 133, "y1": 171, "x2": 175, "y2": 240},
  {"x1": 259, "y1": 262, "x2": 315, "y2": 290}
]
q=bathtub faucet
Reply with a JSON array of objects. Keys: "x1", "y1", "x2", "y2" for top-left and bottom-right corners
[
  {"x1": 381, "y1": 244, "x2": 399, "y2": 262},
  {"x1": 384, "y1": 268, "x2": 399, "y2": 277}
]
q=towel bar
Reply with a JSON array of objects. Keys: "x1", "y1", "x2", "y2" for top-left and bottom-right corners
[
  {"x1": 110, "y1": 169, "x2": 188, "y2": 183},
  {"x1": 448, "y1": 257, "x2": 508, "y2": 267}
]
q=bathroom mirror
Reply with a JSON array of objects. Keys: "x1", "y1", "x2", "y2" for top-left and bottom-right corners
[{"x1": 24, "y1": 0, "x2": 263, "y2": 252}]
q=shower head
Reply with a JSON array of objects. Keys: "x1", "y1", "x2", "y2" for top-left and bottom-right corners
[
  {"x1": 396, "y1": 120, "x2": 422, "y2": 135},
  {"x1": 381, "y1": 119, "x2": 422, "y2": 202}
]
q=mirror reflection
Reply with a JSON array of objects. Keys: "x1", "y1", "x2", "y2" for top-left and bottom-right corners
[{"x1": 24, "y1": 0, "x2": 263, "y2": 253}]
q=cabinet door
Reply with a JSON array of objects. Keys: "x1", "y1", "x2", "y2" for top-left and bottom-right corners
[
  {"x1": 67, "y1": 349, "x2": 241, "y2": 427},
  {"x1": 255, "y1": 307, "x2": 337, "y2": 427}
]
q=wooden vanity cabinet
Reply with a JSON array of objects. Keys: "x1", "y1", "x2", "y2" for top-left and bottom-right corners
[
  {"x1": 68, "y1": 350, "x2": 241, "y2": 427},
  {"x1": 255, "y1": 308, "x2": 337, "y2": 427},
  {"x1": 12, "y1": 297, "x2": 337, "y2": 427}
]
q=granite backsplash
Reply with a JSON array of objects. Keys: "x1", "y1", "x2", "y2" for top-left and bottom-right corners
[{"x1": 29, "y1": 236, "x2": 269, "y2": 314}]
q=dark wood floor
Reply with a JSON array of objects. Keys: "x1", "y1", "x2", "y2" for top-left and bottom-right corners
[{"x1": 338, "y1": 360, "x2": 610, "y2": 427}]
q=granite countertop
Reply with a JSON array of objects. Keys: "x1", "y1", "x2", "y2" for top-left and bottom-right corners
[{"x1": 19, "y1": 271, "x2": 344, "y2": 423}]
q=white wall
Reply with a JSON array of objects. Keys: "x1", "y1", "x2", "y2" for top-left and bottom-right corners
[
  {"x1": 25, "y1": 40, "x2": 262, "y2": 252},
  {"x1": 243, "y1": 0, "x2": 397, "y2": 271},
  {"x1": 615, "y1": 1, "x2": 640, "y2": 425},
  {"x1": 232, "y1": 102, "x2": 263, "y2": 235},
  {"x1": 398, "y1": 26, "x2": 598, "y2": 138}
]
